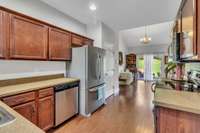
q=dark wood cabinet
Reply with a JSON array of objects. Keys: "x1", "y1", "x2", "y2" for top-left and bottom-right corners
[
  {"x1": 38, "y1": 96, "x2": 54, "y2": 131},
  {"x1": 13, "y1": 101, "x2": 37, "y2": 125},
  {"x1": 9, "y1": 15, "x2": 48, "y2": 60},
  {"x1": 49, "y1": 28, "x2": 71, "y2": 60},
  {"x1": 72, "y1": 34, "x2": 83, "y2": 46},
  {"x1": 126, "y1": 54, "x2": 137, "y2": 73},
  {"x1": 155, "y1": 107, "x2": 200, "y2": 133}
]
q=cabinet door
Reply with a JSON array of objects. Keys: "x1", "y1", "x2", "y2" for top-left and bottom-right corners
[
  {"x1": 72, "y1": 34, "x2": 83, "y2": 46},
  {"x1": 13, "y1": 101, "x2": 37, "y2": 125},
  {"x1": 83, "y1": 38, "x2": 93, "y2": 46},
  {"x1": 10, "y1": 15, "x2": 48, "y2": 60},
  {"x1": 156, "y1": 107, "x2": 200, "y2": 133},
  {"x1": 38, "y1": 96, "x2": 54, "y2": 131},
  {"x1": 0, "y1": 10, "x2": 8, "y2": 59},
  {"x1": 49, "y1": 28, "x2": 71, "y2": 60}
]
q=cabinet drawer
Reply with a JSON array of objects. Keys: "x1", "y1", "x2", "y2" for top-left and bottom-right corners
[
  {"x1": 39, "y1": 88, "x2": 54, "y2": 98},
  {"x1": 2, "y1": 92, "x2": 35, "y2": 107}
]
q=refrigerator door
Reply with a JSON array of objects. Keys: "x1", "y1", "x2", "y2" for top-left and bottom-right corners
[
  {"x1": 88, "y1": 47, "x2": 100, "y2": 88},
  {"x1": 98, "y1": 49, "x2": 105, "y2": 84}
]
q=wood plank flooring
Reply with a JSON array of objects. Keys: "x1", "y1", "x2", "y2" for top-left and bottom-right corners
[{"x1": 50, "y1": 81, "x2": 154, "y2": 133}]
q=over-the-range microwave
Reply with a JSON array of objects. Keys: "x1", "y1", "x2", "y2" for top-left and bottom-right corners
[
  {"x1": 179, "y1": 32, "x2": 198, "y2": 61},
  {"x1": 168, "y1": 33, "x2": 180, "y2": 62}
]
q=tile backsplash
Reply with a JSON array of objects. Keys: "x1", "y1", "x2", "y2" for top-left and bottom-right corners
[{"x1": 185, "y1": 63, "x2": 200, "y2": 73}]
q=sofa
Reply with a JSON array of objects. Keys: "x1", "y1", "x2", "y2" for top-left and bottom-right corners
[{"x1": 119, "y1": 70, "x2": 133, "y2": 85}]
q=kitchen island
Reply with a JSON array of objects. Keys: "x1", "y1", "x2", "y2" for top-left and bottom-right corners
[{"x1": 153, "y1": 88, "x2": 200, "y2": 133}]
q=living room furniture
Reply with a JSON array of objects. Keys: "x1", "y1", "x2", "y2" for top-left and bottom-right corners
[{"x1": 119, "y1": 71, "x2": 133, "y2": 85}]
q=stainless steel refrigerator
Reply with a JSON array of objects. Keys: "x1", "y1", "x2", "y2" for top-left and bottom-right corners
[{"x1": 69, "y1": 46, "x2": 106, "y2": 117}]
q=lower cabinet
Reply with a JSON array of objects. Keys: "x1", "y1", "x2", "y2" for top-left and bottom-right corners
[
  {"x1": 2, "y1": 88, "x2": 54, "y2": 131},
  {"x1": 155, "y1": 106, "x2": 200, "y2": 133},
  {"x1": 13, "y1": 101, "x2": 37, "y2": 125},
  {"x1": 38, "y1": 96, "x2": 54, "y2": 131}
]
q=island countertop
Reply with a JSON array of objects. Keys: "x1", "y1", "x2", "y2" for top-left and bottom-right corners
[{"x1": 153, "y1": 88, "x2": 200, "y2": 114}]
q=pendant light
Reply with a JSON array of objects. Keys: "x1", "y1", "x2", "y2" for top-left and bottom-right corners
[{"x1": 140, "y1": 26, "x2": 152, "y2": 44}]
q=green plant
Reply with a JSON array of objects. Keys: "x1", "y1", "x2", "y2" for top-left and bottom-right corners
[{"x1": 164, "y1": 62, "x2": 177, "y2": 78}]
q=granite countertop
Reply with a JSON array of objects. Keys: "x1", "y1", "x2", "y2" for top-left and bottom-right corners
[
  {"x1": 0, "y1": 78, "x2": 79, "y2": 97},
  {"x1": 153, "y1": 88, "x2": 200, "y2": 114},
  {"x1": 0, "y1": 77, "x2": 79, "y2": 133},
  {"x1": 0, "y1": 100, "x2": 44, "y2": 133}
]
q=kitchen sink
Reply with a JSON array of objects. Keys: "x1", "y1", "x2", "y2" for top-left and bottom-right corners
[{"x1": 0, "y1": 106, "x2": 15, "y2": 127}]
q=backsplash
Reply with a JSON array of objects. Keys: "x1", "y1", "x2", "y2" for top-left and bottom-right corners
[
  {"x1": 185, "y1": 63, "x2": 200, "y2": 72},
  {"x1": 0, "y1": 60, "x2": 66, "y2": 80}
]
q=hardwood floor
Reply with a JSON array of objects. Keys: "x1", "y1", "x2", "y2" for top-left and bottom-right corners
[{"x1": 50, "y1": 81, "x2": 154, "y2": 133}]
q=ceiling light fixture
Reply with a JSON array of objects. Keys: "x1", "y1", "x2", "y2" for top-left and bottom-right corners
[
  {"x1": 140, "y1": 26, "x2": 152, "y2": 44},
  {"x1": 89, "y1": 3, "x2": 97, "y2": 11}
]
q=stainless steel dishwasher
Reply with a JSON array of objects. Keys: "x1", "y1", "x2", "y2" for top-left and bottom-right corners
[{"x1": 54, "y1": 81, "x2": 79, "y2": 126}]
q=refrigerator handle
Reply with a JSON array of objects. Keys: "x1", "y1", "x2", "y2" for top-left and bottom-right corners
[
  {"x1": 98, "y1": 55, "x2": 101, "y2": 80},
  {"x1": 96, "y1": 58, "x2": 99, "y2": 79},
  {"x1": 99, "y1": 55, "x2": 101, "y2": 80}
]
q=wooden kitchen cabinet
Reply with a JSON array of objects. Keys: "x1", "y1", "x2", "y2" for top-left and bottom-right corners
[
  {"x1": 0, "y1": 6, "x2": 94, "y2": 61},
  {"x1": 0, "y1": 10, "x2": 8, "y2": 59},
  {"x1": 13, "y1": 101, "x2": 37, "y2": 125},
  {"x1": 72, "y1": 34, "x2": 83, "y2": 46},
  {"x1": 38, "y1": 96, "x2": 54, "y2": 131},
  {"x1": 9, "y1": 14, "x2": 48, "y2": 60},
  {"x1": 155, "y1": 107, "x2": 200, "y2": 133},
  {"x1": 2, "y1": 87, "x2": 54, "y2": 131},
  {"x1": 49, "y1": 28, "x2": 71, "y2": 60},
  {"x1": 83, "y1": 38, "x2": 93, "y2": 46}
]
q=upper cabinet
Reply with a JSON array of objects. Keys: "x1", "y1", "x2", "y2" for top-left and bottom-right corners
[
  {"x1": 0, "y1": 10, "x2": 8, "y2": 59},
  {"x1": 9, "y1": 15, "x2": 48, "y2": 60},
  {"x1": 0, "y1": 7, "x2": 93, "y2": 61},
  {"x1": 170, "y1": 0, "x2": 200, "y2": 61},
  {"x1": 72, "y1": 34, "x2": 83, "y2": 46},
  {"x1": 49, "y1": 28, "x2": 71, "y2": 60},
  {"x1": 179, "y1": 0, "x2": 197, "y2": 60},
  {"x1": 83, "y1": 38, "x2": 93, "y2": 46}
]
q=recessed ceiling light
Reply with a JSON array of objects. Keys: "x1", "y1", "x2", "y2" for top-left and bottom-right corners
[{"x1": 89, "y1": 3, "x2": 97, "y2": 11}]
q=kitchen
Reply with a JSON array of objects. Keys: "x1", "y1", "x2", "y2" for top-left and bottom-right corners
[
  {"x1": 0, "y1": 0, "x2": 200, "y2": 133},
  {"x1": 0, "y1": 1, "x2": 108, "y2": 132}
]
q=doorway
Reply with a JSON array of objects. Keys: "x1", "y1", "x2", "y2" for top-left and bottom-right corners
[{"x1": 136, "y1": 55, "x2": 162, "y2": 80}]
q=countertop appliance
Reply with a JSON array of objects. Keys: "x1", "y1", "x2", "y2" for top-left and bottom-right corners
[
  {"x1": 69, "y1": 46, "x2": 106, "y2": 116},
  {"x1": 54, "y1": 81, "x2": 79, "y2": 126}
]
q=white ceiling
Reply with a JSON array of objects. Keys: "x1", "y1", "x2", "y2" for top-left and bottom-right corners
[
  {"x1": 120, "y1": 21, "x2": 173, "y2": 47},
  {"x1": 40, "y1": 0, "x2": 181, "y2": 31}
]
